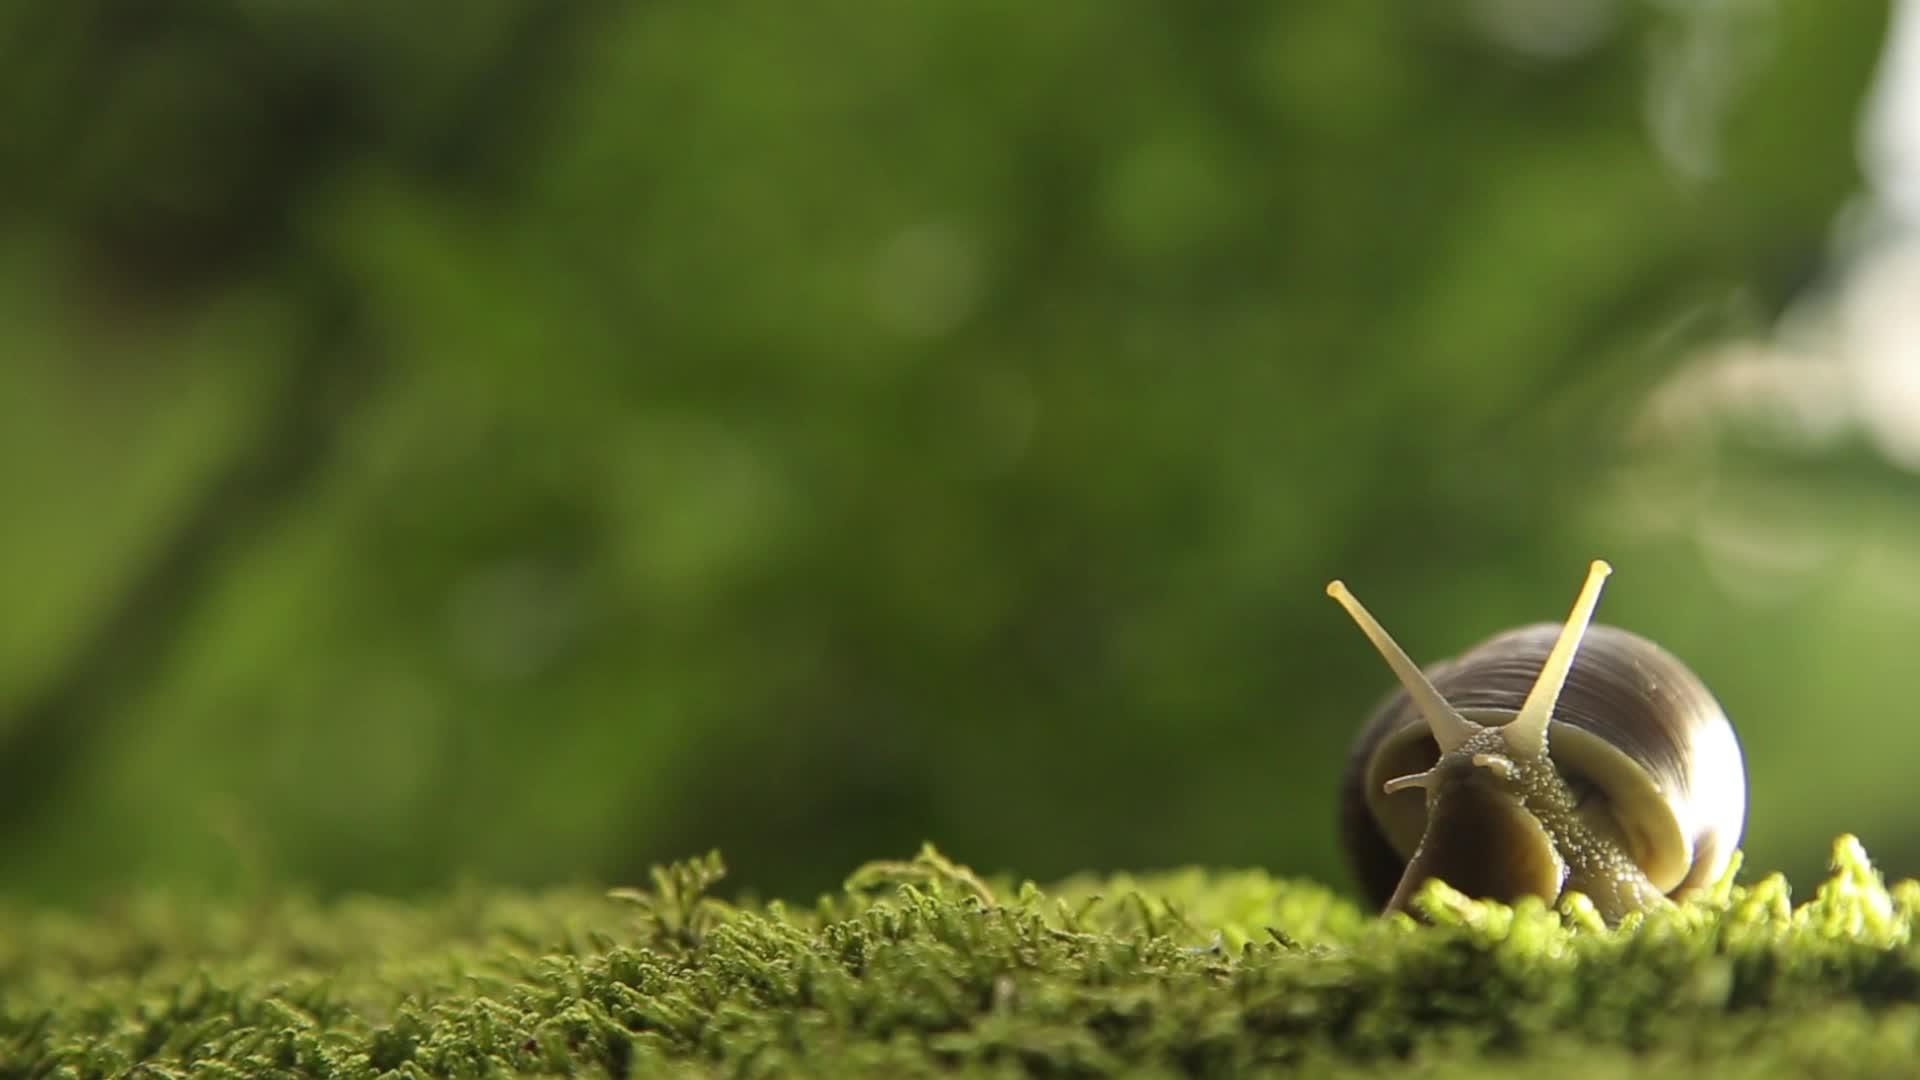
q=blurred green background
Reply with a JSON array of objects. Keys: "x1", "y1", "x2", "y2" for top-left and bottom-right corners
[{"x1": 1, "y1": 0, "x2": 1914, "y2": 908}]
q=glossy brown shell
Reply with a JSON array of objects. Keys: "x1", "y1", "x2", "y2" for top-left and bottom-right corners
[{"x1": 1338, "y1": 622, "x2": 1747, "y2": 910}]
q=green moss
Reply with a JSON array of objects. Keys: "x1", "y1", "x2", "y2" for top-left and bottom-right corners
[{"x1": 5, "y1": 837, "x2": 1919, "y2": 1078}]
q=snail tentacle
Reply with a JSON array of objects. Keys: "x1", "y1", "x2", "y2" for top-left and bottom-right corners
[
  {"x1": 1327, "y1": 580, "x2": 1483, "y2": 753},
  {"x1": 1502, "y1": 559, "x2": 1611, "y2": 760}
]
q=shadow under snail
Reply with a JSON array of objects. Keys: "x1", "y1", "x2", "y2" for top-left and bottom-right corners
[{"x1": 1329, "y1": 560, "x2": 1747, "y2": 925}]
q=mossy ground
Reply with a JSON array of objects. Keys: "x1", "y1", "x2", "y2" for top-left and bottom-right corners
[{"x1": 5, "y1": 838, "x2": 1919, "y2": 1078}]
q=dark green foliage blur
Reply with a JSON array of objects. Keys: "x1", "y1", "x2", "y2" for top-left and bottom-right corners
[{"x1": 0, "y1": 1, "x2": 1905, "y2": 905}]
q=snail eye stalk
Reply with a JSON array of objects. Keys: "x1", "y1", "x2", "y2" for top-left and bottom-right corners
[
  {"x1": 1327, "y1": 579, "x2": 1482, "y2": 754},
  {"x1": 1502, "y1": 560, "x2": 1611, "y2": 759}
]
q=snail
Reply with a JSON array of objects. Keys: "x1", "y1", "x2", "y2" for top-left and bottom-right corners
[{"x1": 1329, "y1": 560, "x2": 1746, "y2": 925}]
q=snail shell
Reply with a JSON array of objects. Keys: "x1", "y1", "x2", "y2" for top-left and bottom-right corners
[{"x1": 1328, "y1": 561, "x2": 1746, "y2": 924}]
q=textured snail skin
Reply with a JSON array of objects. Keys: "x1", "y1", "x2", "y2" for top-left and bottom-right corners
[
  {"x1": 1380, "y1": 749, "x2": 1564, "y2": 913},
  {"x1": 1376, "y1": 724, "x2": 1671, "y2": 923}
]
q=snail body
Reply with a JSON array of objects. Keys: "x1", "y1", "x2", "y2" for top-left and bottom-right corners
[{"x1": 1328, "y1": 561, "x2": 1746, "y2": 925}]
